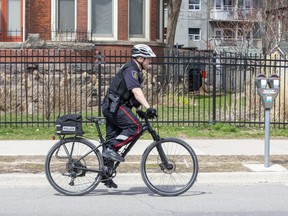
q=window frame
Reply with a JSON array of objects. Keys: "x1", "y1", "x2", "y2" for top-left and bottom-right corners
[
  {"x1": 215, "y1": 0, "x2": 232, "y2": 10},
  {"x1": 128, "y1": 0, "x2": 150, "y2": 41},
  {"x1": 188, "y1": 0, "x2": 201, "y2": 11},
  {"x1": 0, "y1": 0, "x2": 24, "y2": 42},
  {"x1": 189, "y1": 28, "x2": 201, "y2": 41},
  {"x1": 87, "y1": 0, "x2": 118, "y2": 41},
  {"x1": 51, "y1": 0, "x2": 77, "y2": 40}
]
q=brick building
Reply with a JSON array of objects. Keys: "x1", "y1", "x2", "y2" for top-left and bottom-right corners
[{"x1": 1, "y1": 0, "x2": 165, "y2": 53}]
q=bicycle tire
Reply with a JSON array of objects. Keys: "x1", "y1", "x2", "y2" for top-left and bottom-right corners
[
  {"x1": 141, "y1": 137, "x2": 198, "y2": 196},
  {"x1": 45, "y1": 137, "x2": 103, "y2": 196}
]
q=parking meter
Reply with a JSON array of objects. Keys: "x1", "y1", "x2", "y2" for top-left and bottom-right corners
[
  {"x1": 255, "y1": 73, "x2": 280, "y2": 167},
  {"x1": 255, "y1": 74, "x2": 279, "y2": 110}
]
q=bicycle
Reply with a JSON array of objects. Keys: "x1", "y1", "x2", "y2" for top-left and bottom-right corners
[{"x1": 45, "y1": 114, "x2": 199, "y2": 196}]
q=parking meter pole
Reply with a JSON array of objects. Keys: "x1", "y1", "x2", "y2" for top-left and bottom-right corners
[
  {"x1": 264, "y1": 109, "x2": 270, "y2": 167},
  {"x1": 255, "y1": 73, "x2": 280, "y2": 168}
]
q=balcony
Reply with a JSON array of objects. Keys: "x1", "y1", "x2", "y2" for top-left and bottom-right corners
[
  {"x1": 209, "y1": 36, "x2": 262, "y2": 49},
  {"x1": 210, "y1": 7, "x2": 262, "y2": 22}
]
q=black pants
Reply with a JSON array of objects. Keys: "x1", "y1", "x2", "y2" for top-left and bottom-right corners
[{"x1": 102, "y1": 104, "x2": 142, "y2": 149}]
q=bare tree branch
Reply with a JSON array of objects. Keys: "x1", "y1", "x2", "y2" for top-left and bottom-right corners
[{"x1": 166, "y1": 0, "x2": 182, "y2": 49}]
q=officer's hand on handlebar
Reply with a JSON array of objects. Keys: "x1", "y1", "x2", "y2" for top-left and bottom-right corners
[
  {"x1": 136, "y1": 110, "x2": 146, "y2": 119},
  {"x1": 146, "y1": 108, "x2": 157, "y2": 119}
]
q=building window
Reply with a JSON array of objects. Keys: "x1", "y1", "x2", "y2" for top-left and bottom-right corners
[
  {"x1": 215, "y1": 29, "x2": 223, "y2": 38},
  {"x1": 156, "y1": 0, "x2": 163, "y2": 40},
  {"x1": 244, "y1": 0, "x2": 252, "y2": 9},
  {"x1": 88, "y1": 0, "x2": 117, "y2": 39},
  {"x1": 0, "y1": 0, "x2": 23, "y2": 42},
  {"x1": 8, "y1": 0, "x2": 21, "y2": 36},
  {"x1": 215, "y1": 0, "x2": 222, "y2": 9},
  {"x1": 129, "y1": 0, "x2": 149, "y2": 40},
  {"x1": 52, "y1": 0, "x2": 76, "y2": 39},
  {"x1": 129, "y1": 0, "x2": 145, "y2": 38},
  {"x1": 164, "y1": 0, "x2": 168, "y2": 10},
  {"x1": 215, "y1": 0, "x2": 232, "y2": 10},
  {"x1": 57, "y1": 0, "x2": 75, "y2": 31},
  {"x1": 91, "y1": 0, "x2": 112, "y2": 36},
  {"x1": 189, "y1": 28, "x2": 201, "y2": 41},
  {"x1": 189, "y1": 0, "x2": 200, "y2": 11}
]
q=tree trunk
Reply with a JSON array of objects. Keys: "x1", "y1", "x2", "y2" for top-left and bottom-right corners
[{"x1": 166, "y1": 0, "x2": 182, "y2": 49}]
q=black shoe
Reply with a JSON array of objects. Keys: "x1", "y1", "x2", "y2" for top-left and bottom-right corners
[
  {"x1": 103, "y1": 179, "x2": 118, "y2": 189},
  {"x1": 102, "y1": 147, "x2": 125, "y2": 162}
]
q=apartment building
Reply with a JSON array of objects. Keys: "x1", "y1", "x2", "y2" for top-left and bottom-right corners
[
  {"x1": 168, "y1": 0, "x2": 263, "y2": 53},
  {"x1": 169, "y1": 0, "x2": 209, "y2": 50}
]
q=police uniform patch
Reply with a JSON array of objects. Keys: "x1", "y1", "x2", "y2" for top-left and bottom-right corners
[{"x1": 131, "y1": 70, "x2": 138, "y2": 80}]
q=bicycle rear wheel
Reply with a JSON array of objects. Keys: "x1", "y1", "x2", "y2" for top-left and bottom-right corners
[
  {"x1": 141, "y1": 137, "x2": 198, "y2": 196},
  {"x1": 45, "y1": 137, "x2": 103, "y2": 196}
]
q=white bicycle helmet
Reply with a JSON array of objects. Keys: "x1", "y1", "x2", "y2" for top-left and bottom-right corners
[{"x1": 131, "y1": 44, "x2": 156, "y2": 58}]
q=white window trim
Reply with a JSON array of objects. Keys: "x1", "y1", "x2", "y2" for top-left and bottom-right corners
[
  {"x1": 87, "y1": 0, "x2": 118, "y2": 41},
  {"x1": 189, "y1": 0, "x2": 201, "y2": 11},
  {"x1": 189, "y1": 28, "x2": 201, "y2": 41},
  {"x1": 129, "y1": 0, "x2": 150, "y2": 41},
  {"x1": 23, "y1": 0, "x2": 26, "y2": 42},
  {"x1": 51, "y1": 0, "x2": 77, "y2": 40}
]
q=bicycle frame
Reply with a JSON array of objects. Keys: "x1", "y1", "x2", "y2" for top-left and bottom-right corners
[
  {"x1": 57, "y1": 116, "x2": 170, "y2": 175},
  {"x1": 113, "y1": 117, "x2": 173, "y2": 171}
]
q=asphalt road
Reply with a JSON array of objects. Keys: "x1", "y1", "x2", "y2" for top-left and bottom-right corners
[{"x1": 1, "y1": 174, "x2": 288, "y2": 216}]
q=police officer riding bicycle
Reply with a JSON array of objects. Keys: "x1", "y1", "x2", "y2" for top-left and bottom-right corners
[{"x1": 101, "y1": 44, "x2": 157, "y2": 188}]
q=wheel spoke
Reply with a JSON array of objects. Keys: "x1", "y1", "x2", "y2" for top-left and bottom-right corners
[
  {"x1": 45, "y1": 138, "x2": 103, "y2": 196},
  {"x1": 141, "y1": 138, "x2": 198, "y2": 196}
]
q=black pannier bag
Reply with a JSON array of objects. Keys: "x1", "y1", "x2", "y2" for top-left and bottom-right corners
[{"x1": 56, "y1": 114, "x2": 84, "y2": 135}]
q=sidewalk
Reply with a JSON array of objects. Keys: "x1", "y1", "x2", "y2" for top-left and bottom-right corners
[{"x1": 0, "y1": 138, "x2": 287, "y2": 156}]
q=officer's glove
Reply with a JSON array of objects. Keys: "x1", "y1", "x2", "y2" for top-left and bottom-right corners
[
  {"x1": 146, "y1": 108, "x2": 157, "y2": 119},
  {"x1": 136, "y1": 110, "x2": 146, "y2": 119}
]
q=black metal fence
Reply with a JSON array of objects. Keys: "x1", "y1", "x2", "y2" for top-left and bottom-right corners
[{"x1": 0, "y1": 49, "x2": 287, "y2": 128}]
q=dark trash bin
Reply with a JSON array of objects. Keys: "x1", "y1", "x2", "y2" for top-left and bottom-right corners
[{"x1": 188, "y1": 68, "x2": 202, "y2": 91}]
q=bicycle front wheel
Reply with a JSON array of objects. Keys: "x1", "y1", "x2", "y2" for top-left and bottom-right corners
[
  {"x1": 45, "y1": 137, "x2": 103, "y2": 196},
  {"x1": 141, "y1": 137, "x2": 198, "y2": 196}
]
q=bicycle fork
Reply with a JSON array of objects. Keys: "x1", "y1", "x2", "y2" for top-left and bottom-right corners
[{"x1": 156, "y1": 139, "x2": 173, "y2": 171}]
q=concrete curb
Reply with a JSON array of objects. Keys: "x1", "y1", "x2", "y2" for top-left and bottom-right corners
[{"x1": 0, "y1": 172, "x2": 287, "y2": 188}]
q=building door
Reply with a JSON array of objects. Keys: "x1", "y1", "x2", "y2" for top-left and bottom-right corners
[{"x1": 0, "y1": 0, "x2": 23, "y2": 42}]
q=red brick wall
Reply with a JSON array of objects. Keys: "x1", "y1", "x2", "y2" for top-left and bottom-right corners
[
  {"x1": 97, "y1": 44, "x2": 164, "y2": 60},
  {"x1": 23, "y1": 0, "x2": 164, "y2": 55},
  {"x1": 26, "y1": 0, "x2": 51, "y2": 40},
  {"x1": 118, "y1": 0, "x2": 128, "y2": 40},
  {"x1": 77, "y1": 0, "x2": 87, "y2": 31},
  {"x1": 150, "y1": 0, "x2": 157, "y2": 41}
]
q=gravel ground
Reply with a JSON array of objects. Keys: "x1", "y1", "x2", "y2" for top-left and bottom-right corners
[{"x1": 0, "y1": 155, "x2": 287, "y2": 174}]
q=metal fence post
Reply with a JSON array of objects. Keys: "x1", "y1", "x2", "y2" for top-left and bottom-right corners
[
  {"x1": 98, "y1": 50, "x2": 102, "y2": 117},
  {"x1": 212, "y1": 51, "x2": 217, "y2": 124}
]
